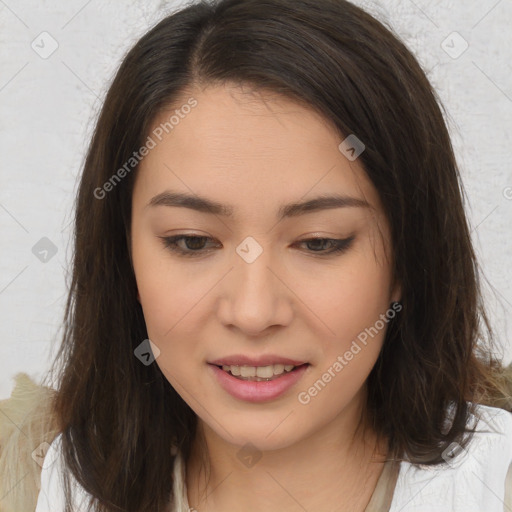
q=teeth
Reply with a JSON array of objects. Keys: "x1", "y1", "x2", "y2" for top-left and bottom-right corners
[
  {"x1": 240, "y1": 366, "x2": 256, "y2": 377},
  {"x1": 273, "y1": 364, "x2": 285, "y2": 374},
  {"x1": 256, "y1": 365, "x2": 274, "y2": 378},
  {"x1": 221, "y1": 363, "x2": 298, "y2": 379}
]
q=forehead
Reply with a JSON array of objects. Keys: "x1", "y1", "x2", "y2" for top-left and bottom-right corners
[{"x1": 134, "y1": 84, "x2": 383, "y2": 219}]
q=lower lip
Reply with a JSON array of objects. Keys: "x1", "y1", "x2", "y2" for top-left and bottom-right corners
[{"x1": 208, "y1": 363, "x2": 309, "y2": 403}]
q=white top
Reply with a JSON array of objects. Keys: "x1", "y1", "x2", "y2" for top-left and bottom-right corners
[{"x1": 35, "y1": 403, "x2": 512, "y2": 512}]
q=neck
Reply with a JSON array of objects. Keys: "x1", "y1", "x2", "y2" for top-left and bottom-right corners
[{"x1": 185, "y1": 391, "x2": 389, "y2": 512}]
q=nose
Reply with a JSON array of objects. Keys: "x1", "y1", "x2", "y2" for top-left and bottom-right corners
[{"x1": 217, "y1": 245, "x2": 293, "y2": 336}]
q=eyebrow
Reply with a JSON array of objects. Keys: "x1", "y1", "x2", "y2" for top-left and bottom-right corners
[{"x1": 146, "y1": 190, "x2": 371, "y2": 220}]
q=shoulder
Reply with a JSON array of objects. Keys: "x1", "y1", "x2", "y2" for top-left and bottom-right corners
[
  {"x1": 35, "y1": 433, "x2": 91, "y2": 512},
  {"x1": 390, "y1": 403, "x2": 512, "y2": 512}
]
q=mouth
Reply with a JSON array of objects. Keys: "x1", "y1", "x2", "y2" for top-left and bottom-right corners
[
  {"x1": 208, "y1": 361, "x2": 310, "y2": 402},
  {"x1": 212, "y1": 363, "x2": 310, "y2": 382}
]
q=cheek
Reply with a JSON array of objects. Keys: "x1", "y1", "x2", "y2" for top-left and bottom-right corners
[
  {"x1": 297, "y1": 345, "x2": 379, "y2": 428},
  {"x1": 315, "y1": 249, "x2": 392, "y2": 345},
  {"x1": 133, "y1": 249, "x2": 169, "y2": 338},
  {"x1": 134, "y1": 258, "x2": 205, "y2": 383},
  {"x1": 299, "y1": 270, "x2": 390, "y2": 414},
  {"x1": 132, "y1": 231, "x2": 186, "y2": 341},
  {"x1": 136, "y1": 270, "x2": 206, "y2": 343}
]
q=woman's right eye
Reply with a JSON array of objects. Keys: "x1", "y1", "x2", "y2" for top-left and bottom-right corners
[{"x1": 158, "y1": 235, "x2": 219, "y2": 257}]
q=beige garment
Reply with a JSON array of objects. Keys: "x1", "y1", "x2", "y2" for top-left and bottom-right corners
[
  {"x1": 0, "y1": 372, "x2": 60, "y2": 512},
  {"x1": 364, "y1": 458, "x2": 401, "y2": 511}
]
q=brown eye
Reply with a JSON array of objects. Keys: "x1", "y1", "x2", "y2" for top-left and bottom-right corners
[
  {"x1": 159, "y1": 235, "x2": 219, "y2": 257},
  {"x1": 295, "y1": 236, "x2": 355, "y2": 255}
]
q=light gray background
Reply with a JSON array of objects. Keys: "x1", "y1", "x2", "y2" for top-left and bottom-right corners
[{"x1": 1, "y1": 0, "x2": 511, "y2": 399}]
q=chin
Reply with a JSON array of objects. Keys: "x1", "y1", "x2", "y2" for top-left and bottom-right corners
[{"x1": 208, "y1": 420, "x2": 305, "y2": 453}]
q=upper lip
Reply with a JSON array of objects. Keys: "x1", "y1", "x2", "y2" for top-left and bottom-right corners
[{"x1": 209, "y1": 355, "x2": 307, "y2": 367}]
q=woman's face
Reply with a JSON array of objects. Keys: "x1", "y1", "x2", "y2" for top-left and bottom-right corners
[{"x1": 131, "y1": 83, "x2": 400, "y2": 451}]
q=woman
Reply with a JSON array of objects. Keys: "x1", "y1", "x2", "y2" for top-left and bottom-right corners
[{"x1": 28, "y1": 0, "x2": 512, "y2": 510}]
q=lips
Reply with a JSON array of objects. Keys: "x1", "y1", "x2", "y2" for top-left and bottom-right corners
[
  {"x1": 209, "y1": 354, "x2": 307, "y2": 367},
  {"x1": 209, "y1": 362, "x2": 310, "y2": 402}
]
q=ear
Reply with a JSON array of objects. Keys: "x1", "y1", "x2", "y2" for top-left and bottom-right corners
[{"x1": 390, "y1": 280, "x2": 402, "y2": 304}]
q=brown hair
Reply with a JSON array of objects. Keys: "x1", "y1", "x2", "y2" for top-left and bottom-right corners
[{"x1": 41, "y1": 0, "x2": 511, "y2": 510}]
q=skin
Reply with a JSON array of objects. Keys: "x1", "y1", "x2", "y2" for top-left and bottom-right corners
[{"x1": 131, "y1": 83, "x2": 401, "y2": 512}]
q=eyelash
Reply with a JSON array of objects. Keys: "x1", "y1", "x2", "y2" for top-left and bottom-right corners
[{"x1": 158, "y1": 234, "x2": 355, "y2": 258}]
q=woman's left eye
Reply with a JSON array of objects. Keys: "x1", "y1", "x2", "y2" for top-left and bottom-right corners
[{"x1": 158, "y1": 235, "x2": 355, "y2": 258}]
